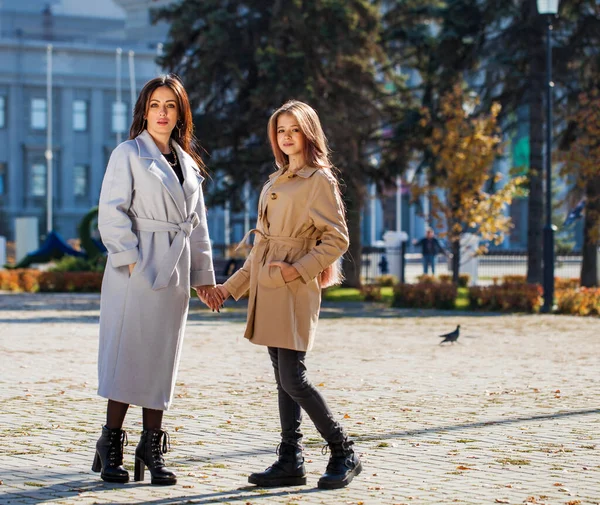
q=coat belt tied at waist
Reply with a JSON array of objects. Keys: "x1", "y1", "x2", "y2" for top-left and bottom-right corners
[
  {"x1": 132, "y1": 213, "x2": 200, "y2": 290},
  {"x1": 237, "y1": 228, "x2": 317, "y2": 265}
]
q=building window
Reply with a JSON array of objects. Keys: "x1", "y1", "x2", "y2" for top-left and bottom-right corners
[
  {"x1": 30, "y1": 163, "x2": 46, "y2": 196},
  {"x1": 0, "y1": 163, "x2": 6, "y2": 195},
  {"x1": 112, "y1": 101, "x2": 127, "y2": 133},
  {"x1": 0, "y1": 96, "x2": 5, "y2": 128},
  {"x1": 73, "y1": 100, "x2": 88, "y2": 132},
  {"x1": 31, "y1": 98, "x2": 47, "y2": 130},
  {"x1": 73, "y1": 164, "x2": 88, "y2": 197}
]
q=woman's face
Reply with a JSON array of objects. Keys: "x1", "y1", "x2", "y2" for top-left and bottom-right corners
[
  {"x1": 145, "y1": 85, "x2": 179, "y2": 138},
  {"x1": 276, "y1": 113, "x2": 305, "y2": 159}
]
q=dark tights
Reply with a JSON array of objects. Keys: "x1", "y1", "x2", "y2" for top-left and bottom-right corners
[{"x1": 106, "y1": 399, "x2": 163, "y2": 431}]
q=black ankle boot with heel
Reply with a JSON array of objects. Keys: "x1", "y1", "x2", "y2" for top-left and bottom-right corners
[
  {"x1": 92, "y1": 425, "x2": 129, "y2": 483},
  {"x1": 318, "y1": 439, "x2": 362, "y2": 489},
  {"x1": 134, "y1": 429, "x2": 177, "y2": 485},
  {"x1": 248, "y1": 442, "x2": 307, "y2": 487}
]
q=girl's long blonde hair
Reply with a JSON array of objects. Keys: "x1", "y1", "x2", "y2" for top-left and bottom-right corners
[{"x1": 267, "y1": 100, "x2": 346, "y2": 288}]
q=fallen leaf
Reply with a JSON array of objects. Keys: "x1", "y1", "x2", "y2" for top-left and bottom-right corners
[
  {"x1": 566, "y1": 501, "x2": 581, "y2": 505},
  {"x1": 495, "y1": 500, "x2": 510, "y2": 504},
  {"x1": 523, "y1": 497, "x2": 537, "y2": 503},
  {"x1": 182, "y1": 485, "x2": 194, "y2": 489},
  {"x1": 555, "y1": 389, "x2": 561, "y2": 393},
  {"x1": 554, "y1": 483, "x2": 564, "y2": 486},
  {"x1": 317, "y1": 382, "x2": 325, "y2": 387},
  {"x1": 344, "y1": 414, "x2": 351, "y2": 419},
  {"x1": 456, "y1": 465, "x2": 473, "y2": 470}
]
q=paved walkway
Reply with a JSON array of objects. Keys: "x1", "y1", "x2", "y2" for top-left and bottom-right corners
[{"x1": 0, "y1": 293, "x2": 598, "y2": 505}]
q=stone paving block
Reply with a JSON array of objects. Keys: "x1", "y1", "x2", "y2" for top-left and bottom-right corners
[{"x1": 0, "y1": 293, "x2": 599, "y2": 504}]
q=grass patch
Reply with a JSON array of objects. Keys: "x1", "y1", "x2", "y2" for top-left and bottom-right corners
[
  {"x1": 323, "y1": 287, "x2": 363, "y2": 302},
  {"x1": 456, "y1": 439, "x2": 478, "y2": 444},
  {"x1": 496, "y1": 457, "x2": 530, "y2": 466},
  {"x1": 455, "y1": 287, "x2": 469, "y2": 309},
  {"x1": 325, "y1": 285, "x2": 468, "y2": 309}
]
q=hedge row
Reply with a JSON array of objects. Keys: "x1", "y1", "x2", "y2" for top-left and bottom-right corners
[{"x1": 0, "y1": 269, "x2": 103, "y2": 293}]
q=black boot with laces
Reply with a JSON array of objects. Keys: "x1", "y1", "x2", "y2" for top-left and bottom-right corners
[
  {"x1": 248, "y1": 442, "x2": 307, "y2": 487},
  {"x1": 318, "y1": 439, "x2": 362, "y2": 489},
  {"x1": 134, "y1": 429, "x2": 177, "y2": 485},
  {"x1": 92, "y1": 425, "x2": 129, "y2": 483}
]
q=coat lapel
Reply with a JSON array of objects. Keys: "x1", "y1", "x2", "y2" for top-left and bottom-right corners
[
  {"x1": 172, "y1": 141, "x2": 204, "y2": 215},
  {"x1": 135, "y1": 130, "x2": 186, "y2": 219}
]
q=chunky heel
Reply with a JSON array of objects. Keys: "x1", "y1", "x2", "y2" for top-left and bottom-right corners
[
  {"x1": 134, "y1": 457, "x2": 145, "y2": 482},
  {"x1": 135, "y1": 429, "x2": 177, "y2": 485},
  {"x1": 92, "y1": 452, "x2": 101, "y2": 473},
  {"x1": 93, "y1": 426, "x2": 129, "y2": 483}
]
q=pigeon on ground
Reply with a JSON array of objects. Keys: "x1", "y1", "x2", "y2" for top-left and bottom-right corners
[{"x1": 439, "y1": 325, "x2": 460, "y2": 344}]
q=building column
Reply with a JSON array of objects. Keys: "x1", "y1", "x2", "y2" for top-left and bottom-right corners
[
  {"x1": 60, "y1": 87, "x2": 74, "y2": 211},
  {"x1": 90, "y1": 89, "x2": 104, "y2": 204},
  {"x1": 7, "y1": 84, "x2": 24, "y2": 233}
]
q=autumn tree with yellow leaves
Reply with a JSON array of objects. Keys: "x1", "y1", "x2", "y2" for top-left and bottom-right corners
[
  {"x1": 558, "y1": 89, "x2": 600, "y2": 287},
  {"x1": 414, "y1": 84, "x2": 526, "y2": 284}
]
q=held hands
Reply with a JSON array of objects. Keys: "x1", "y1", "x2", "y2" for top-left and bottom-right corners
[
  {"x1": 269, "y1": 261, "x2": 301, "y2": 283},
  {"x1": 195, "y1": 285, "x2": 225, "y2": 312}
]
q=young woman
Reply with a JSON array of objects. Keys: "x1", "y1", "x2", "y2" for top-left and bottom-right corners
[
  {"x1": 94, "y1": 74, "x2": 223, "y2": 485},
  {"x1": 216, "y1": 100, "x2": 362, "y2": 489}
]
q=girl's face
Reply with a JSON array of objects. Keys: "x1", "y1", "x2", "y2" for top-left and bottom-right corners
[
  {"x1": 276, "y1": 113, "x2": 305, "y2": 159},
  {"x1": 145, "y1": 85, "x2": 179, "y2": 138}
]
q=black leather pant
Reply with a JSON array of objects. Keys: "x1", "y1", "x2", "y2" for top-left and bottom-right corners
[{"x1": 268, "y1": 347, "x2": 344, "y2": 447}]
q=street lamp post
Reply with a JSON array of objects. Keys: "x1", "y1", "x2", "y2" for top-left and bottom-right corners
[{"x1": 537, "y1": 0, "x2": 559, "y2": 313}]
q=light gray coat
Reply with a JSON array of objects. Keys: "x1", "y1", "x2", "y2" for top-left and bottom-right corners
[{"x1": 97, "y1": 130, "x2": 215, "y2": 411}]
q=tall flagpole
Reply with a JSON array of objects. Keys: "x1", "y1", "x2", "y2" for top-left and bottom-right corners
[
  {"x1": 128, "y1": 50, "x2": 136, "y2": 113},
  {"x1": 116, "y1": 47, "x2": 122, "y2": 145},
  {"x1": 45, "y1": 44, "x2": 53, "y2": 233}
]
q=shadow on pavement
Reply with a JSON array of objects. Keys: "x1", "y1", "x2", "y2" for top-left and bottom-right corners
[
  {"x1": 354, "y1": 407, "x2": 600, "y2": 442},
  {"x1": 0, "y1": 478, "x2": 327, "y2": 504}
]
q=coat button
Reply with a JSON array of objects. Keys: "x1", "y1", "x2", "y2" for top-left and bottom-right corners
[{"x1": 270, "y1": 192, "x2": 278, "y2": 200}]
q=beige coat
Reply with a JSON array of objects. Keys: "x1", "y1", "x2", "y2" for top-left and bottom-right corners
[{"x1": 224, "y1": 166, "x2": 349, "y2": 351}]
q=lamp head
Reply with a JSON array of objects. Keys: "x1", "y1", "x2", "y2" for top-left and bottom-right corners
[{"x1": 537, "y1": 0, "x2": 559, "y2": 15}]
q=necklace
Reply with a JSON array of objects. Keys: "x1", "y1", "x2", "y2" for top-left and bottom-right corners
[{"x1": 166, "y1": 143, "x2": 178, "y2": 167}]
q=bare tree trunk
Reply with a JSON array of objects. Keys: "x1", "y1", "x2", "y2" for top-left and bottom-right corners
[
  {"x1": 581, "y1": 175, "x2": 600, "y2": 287},
  {"x1": 342, "y1": 178, "x2": 365, "y2": 288},
  {"x1": 451, "y1": 239, "x2": 460, "y2": 285},
  {"x1": 526, "y1": 3, "x2": 545, "y2": 285}
]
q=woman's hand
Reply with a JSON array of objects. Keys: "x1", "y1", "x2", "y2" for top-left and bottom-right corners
[
  {"x1": 269, "y1": 261, "x2": 301, "y2": 283},
  {"x1": 195, "y1": 285, "x2": 225, "y2": 312},
  {"x1": 215, "y1": 284, "x2": 231, "y2": 301},
  {"x1": 128, "y1": 263, "x2": 136, "y2": 275}
]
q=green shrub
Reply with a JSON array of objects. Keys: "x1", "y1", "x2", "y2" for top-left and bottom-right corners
[
  {"x1": 392, "y1": 282, "x2": 457, "y2": 310},
  {"x1": 49, "y1": 255, "x2": 106, "y2": 273}
]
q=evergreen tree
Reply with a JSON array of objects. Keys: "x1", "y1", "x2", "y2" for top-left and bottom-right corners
[{"x1": 154, "y1": 0, "x2": 405, "y2": 287}]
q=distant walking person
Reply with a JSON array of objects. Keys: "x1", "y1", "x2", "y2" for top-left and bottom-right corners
[
  {"x1": 414, "y1": 228, "x2": 444, "y2": 275},
  {"x1": 94, "y1": 74, "x2": 222, "y2": 486},
  {"x1": 215, "y1": 100, "x2": 362, "y2": 489}
]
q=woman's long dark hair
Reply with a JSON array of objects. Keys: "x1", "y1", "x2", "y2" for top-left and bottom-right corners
[{"x1": 129, "y1": 74, "x2": 206, "y2": 175}]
